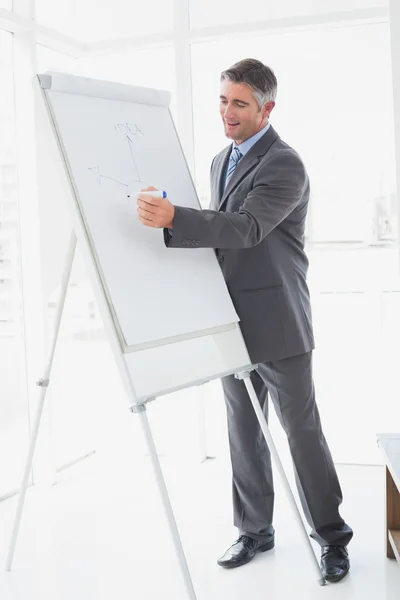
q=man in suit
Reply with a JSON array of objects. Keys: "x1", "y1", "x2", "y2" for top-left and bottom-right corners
[{"x1": 137, "y1": 58, "x2": 353, "y2": 583}]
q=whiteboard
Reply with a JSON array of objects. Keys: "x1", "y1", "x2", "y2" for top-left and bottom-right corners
[
  {"x1": 42, "y1": 75, "x2": 239, "y2": 351},
  {"x1": 36, "y1": 72, "x2": 252, "y2": 401}
]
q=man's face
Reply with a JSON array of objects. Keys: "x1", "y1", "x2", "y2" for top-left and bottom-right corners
[{"x1": 219, "y1": 80, "x2": 274, "y2": 145}]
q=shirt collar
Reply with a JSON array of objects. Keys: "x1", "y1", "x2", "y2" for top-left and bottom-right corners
[{"x1": 234, "y1": 122, "x2": 271, "y2": 157}]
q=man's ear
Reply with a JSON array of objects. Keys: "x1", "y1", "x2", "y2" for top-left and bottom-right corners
[{"x1": 263, "y1": 100, "x2": 276, "y2": 119}]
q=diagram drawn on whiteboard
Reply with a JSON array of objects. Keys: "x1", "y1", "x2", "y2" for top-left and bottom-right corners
[{"x1": 88, "y1": 122, "x2": 150, "y2": 203}]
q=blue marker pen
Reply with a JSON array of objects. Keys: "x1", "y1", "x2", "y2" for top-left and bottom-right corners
[{"x1": 129, "y1": 191, "x2": 167, "y2": 199}]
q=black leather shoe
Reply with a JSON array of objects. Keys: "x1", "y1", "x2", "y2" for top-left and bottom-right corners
[
  {"x1": 320, "y1": 545, "x2": 350, "y2": 582},
  {"x1": 217, "y1": 534, "x2": 275, "y2": 569}
]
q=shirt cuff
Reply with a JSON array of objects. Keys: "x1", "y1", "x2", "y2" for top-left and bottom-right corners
[{"x1": 163, "y1": 228, "x2": 173, "y2": 246}]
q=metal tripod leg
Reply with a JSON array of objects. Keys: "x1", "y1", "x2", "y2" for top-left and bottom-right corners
[
  {"x1": 131, "y1": 403, "x2": 197, "y2": 599},
  {"x1": 6, "y1": 233, "x2": 77, "y2": 571}
]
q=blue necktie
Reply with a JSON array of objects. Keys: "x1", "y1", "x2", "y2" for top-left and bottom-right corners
[{"x1": 225, "y1": 146, "x2": 243, "y2": 187}]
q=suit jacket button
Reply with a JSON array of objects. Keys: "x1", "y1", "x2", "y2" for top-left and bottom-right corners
[
  {"x1": 218, "y1": 256, "x2": 224, "y2": 264},
  {"x1": 182, "y1": 240, "x2": 187, "y2": 245}
]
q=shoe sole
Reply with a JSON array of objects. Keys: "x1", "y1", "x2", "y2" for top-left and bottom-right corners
[
  {"x1": 218, "y1": 538, "x2": 275, "y2": 569},
  {"x1": 260, "y1": 539, "x2": 275, "y2": 553},
  {"x1": 324, "y1": 568, "x2": 350, "y2": 583}
]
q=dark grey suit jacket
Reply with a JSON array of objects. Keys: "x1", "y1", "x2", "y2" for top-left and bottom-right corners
[{"x1": 164, "y1": 125, "x2": 314, "y2": 364}]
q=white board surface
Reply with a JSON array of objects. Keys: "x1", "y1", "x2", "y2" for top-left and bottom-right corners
[{"x1": 42, "y1": 73, "x2": 239, "y2": 351}]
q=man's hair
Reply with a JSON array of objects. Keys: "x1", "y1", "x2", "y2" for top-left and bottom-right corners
[{"x1": 220, "y1": 58, "x2": 277, "y2": 110}]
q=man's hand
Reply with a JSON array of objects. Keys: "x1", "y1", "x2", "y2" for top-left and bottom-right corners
[{"x1": 137, "y1": 186, "x2": 175, "y2": 229}]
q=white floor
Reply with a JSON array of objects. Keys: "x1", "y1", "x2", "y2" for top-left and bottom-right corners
[{"x1": 0, "y1": 441, "x2": 399, "y2": 600}]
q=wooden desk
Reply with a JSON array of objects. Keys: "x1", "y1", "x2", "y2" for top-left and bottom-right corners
[{"x1": 377, "y1": 434, "x2": 400, "y2": 563}]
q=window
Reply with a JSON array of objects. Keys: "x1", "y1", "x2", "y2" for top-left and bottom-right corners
[
  {"x1": 0, "y1": 31, "x2": 30, "y2": 497},
  {"x1": 35, "y1": 0, "x2": 174, "y2": 42},
  {"x1": 191, "y1": 23, "x2": 396, "y2": 242},
  {"x1": 75, "y1": 45, "x2": 177, "y2": 119},
  {"x1": 37, "y1": 45, "x2": 78, "y2": 74},
  {"x1": 75, "y1": 46, "x2": 175, "y2": 102},
  {"x1": 189, "y1": 0, "x2": 387, "y2": 29}
]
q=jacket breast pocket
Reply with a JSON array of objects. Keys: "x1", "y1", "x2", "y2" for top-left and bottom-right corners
[{"x1": 225, "y1": 183, "x2": 253, "y2": 210}]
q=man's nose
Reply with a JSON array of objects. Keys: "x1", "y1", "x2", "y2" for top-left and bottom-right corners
[{"x1": 224, "y1": 104, "x2": 234, "y2": 119}]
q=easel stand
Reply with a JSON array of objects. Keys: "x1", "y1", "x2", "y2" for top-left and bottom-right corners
[{"x1": 5, "y1": 232, "x2": 324, "y2": 597}]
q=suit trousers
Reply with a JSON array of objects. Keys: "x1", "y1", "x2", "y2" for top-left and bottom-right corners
[{"x1": 222, "y1": 351, "x2": 353, "y2": 547}]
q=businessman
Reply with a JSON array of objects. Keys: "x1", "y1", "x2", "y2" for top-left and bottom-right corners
[{"x1": 137, "y1": 58, "x2": 353, "y2": 583}]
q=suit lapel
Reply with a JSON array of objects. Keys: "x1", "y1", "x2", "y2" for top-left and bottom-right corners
[
  {"x1": 219, "y1": 154, "x2": 259, "y2": 209},
  {"x1": 210, "y1": 146, "x2": 231, "y2": 210},
  {"x1": 217, "y1": 125, "x2": 280, "y2": 211}
]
